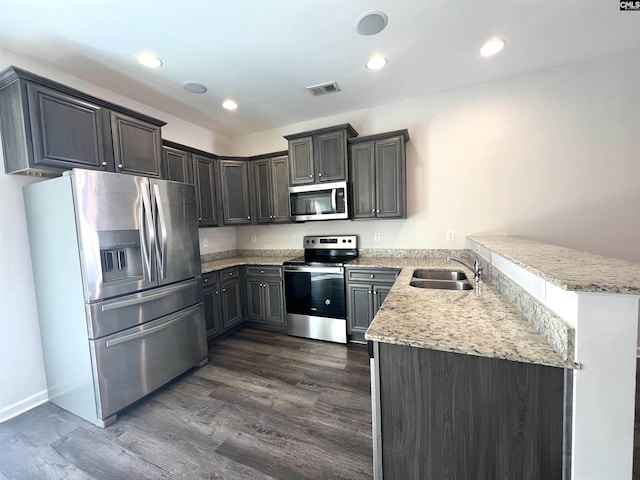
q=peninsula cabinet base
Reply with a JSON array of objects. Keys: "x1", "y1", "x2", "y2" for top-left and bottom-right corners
[{"x1": 373, "y1": 343, "x2": 566, "y2": 480}]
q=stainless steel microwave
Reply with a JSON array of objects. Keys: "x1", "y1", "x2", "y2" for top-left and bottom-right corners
[{"x1": 289, "y1": 181, "x2": 349, "y2": 222}]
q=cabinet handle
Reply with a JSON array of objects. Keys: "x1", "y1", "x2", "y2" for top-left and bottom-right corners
[
  {"x1": 101, "y1": 161, "x2": 107, "y2": 166},
  {"x1": 118, "y1": 164, "x2": 123, "y2": 169}
]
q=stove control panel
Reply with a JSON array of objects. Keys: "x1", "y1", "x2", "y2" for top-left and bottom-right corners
[{"x1": 303, "y1": 235, "x2": 358, "y2": 249}]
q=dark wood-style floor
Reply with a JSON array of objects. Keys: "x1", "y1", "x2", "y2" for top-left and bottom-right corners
[{"x1": 0, "y1": 329, "x2": 373, "y2": 480}]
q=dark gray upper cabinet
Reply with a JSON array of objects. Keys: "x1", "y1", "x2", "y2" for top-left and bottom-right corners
[
  {"x1": 110, "y1": 112, "x2": 162, "y2": 178},
  {"x1": 250, "y1": 152, "x2": 291, "y2": 224},
  {"x1": 349, "y1": 129, "x2": 409, "y2": 220},
  {"x1": 346, "y1": 267, "x2": 400, "y2": 342},
  {"x1": 284, "y1": 124, "x2": 358, "y2": 185},
  {"x1": 0, "y1": 66, "x2": 165, "y2": 177},
  {"x1": 218, "y1": 159, "x2": 252, "y2": 225},
  {"x1": 162, "y1": 146, "x2": 193, "y2": 184}
]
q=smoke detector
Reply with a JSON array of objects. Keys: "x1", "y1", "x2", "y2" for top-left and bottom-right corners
[{"x1": 307, "y1": 81, "x2": 342, "y2": 97}]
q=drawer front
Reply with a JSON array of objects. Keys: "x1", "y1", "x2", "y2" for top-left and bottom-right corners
[
  {"x1": 347, "y1": 268, "x2": 400, "y2": 284},
  {"x1": 219, "y1": 267, "x2": 240, "y2": 281},
  {"x1": 245, "y1": 265, "x2": 283, "y2": 278},
  {"x1": 202, "y1": 271, "x2": 219, "y2": 289}
]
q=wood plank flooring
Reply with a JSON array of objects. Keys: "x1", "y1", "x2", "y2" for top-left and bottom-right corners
[{"x1": 0, "y1": 329, "x2": 373, "y2": 480}]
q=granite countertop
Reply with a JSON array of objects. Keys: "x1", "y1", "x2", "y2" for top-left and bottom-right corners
[
  {"x1": 360, "y1": 257, "x2": 569, "y2": 368},
  {"x1": 469, "y1": 235, "x2": 640, "y2": 295},
  {"x1": 201, "y1": 256, "x2": 294, "y2": 273}
]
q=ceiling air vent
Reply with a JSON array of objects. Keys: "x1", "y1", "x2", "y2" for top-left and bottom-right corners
[{"x1": 307, "y1": 81, "x2": 342, "y2": 97}]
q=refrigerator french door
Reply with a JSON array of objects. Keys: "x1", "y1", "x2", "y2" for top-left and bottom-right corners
[{"x1": 24, "y1": 169, "x2": 207, "y2": 427}]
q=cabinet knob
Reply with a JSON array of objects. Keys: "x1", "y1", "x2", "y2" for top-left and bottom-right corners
[
  {"x1": 118, "y1": 164, "x2": 123, "y2": 169},
  {"x1": 222, "y1": 288, "x2": 226, "y2": 292},
  {"x1": 215, "y1": 290, "x2": 219, "y2": 295},
  {"x1": 373, "y1": 291, "x2": 378, "y2": 295},
  {"x1": 229, "y1": 272, "x2": 233, "y2": 276},
  {"x1": 101, "y1": 161, "x2": 107, "y2": 166},
  {"x1": 377, "y1": 209, "x2": 381, "y2": 213},
  {"x1": 247, "y1": 216, "x2": 251, "y2": 220},
  {"x1": 260, "y1": 270, "x2": 264, "y2": 274},
  {"x1": 371, "y1": 274, "x2": 375, "y2": 279},
  {"x1": 372, "y1": 209, "x2": 376, "y2": 213},
  {"x1": 318, "y1": 173, "x2": 322, "y2": 177},
  {"x1": 309, "y1": 174, "x2": 313, "y2": 178},
  {"x1": 204, "y1": 278, "x2": 208, "y2": 283},
  {"x1": 368, "y1": 290, "x2": 372, "y2": 295},
  {"x1": 198, "y1": 217, "x2": 202, "y2": 221}
]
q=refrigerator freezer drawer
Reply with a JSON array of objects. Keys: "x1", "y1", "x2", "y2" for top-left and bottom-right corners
[
  {"x1": 86, "y1": 278, "x2": 202, "y2": 339},
  {"x1": 89, "y1": 302, "x2": 207, "y2": 420}
]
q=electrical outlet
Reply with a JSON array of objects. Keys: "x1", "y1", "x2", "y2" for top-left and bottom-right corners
[
  {"x1": 374, "y1": 232, "x2": 381, "y2": 242},
  {"x1": 202, "y1": 238, "x2": 208, "y2": 247},
  {"x1": 446, "y1": 229, "x2": 455, "y2": 242},
  {"x1": 251, "y1": 235, "x2": 257, "y2": 243}
]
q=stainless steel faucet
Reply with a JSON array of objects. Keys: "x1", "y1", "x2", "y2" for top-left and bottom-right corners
[{"x1": 446, "y1": 251, "x2": 484, "y2": 284}]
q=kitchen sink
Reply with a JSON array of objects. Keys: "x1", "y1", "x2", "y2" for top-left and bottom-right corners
[
  {"x1": 412, "y1": 269, "x2": 468, "y2": 281},
  {"x1": 410, "y1": 279, "x2": 474, "y2": 290}
]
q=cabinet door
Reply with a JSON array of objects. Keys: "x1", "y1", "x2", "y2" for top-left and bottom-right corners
[
  {"x1": 288, "y1": 137, "x2": 314, "y2": 185},
  {"x1": 347, "y1": 283, "x2": 374, "y2": 340},
  {"x1": 271, "y1": 155, "x2": 291, "y2": 222},
  {"x1": 314, "y1": 130, "x2": 347, "y2": 182},
  {"x1": 264, "y1": 279, "x2": 285, "y2": 325},
  {"x1": 350, "y1": 141, "x2": 376, "y2": 219},
  {"x1": 375, "y1": 136, "x2": 405, "y2": 218},
  {"x1": 219, "y1": 160, "x2": 252, "y2": 225},
  {"x1": 373, "y1": 284, "x2": 392, "y2": 315},
  {"x1": 110, "y1": 112, "x2": 162, "y2": 178},
  {"x1": 194, "y1": 155, "x2": 219, "y2": 227},
  {"x1": 26, "y1": 82, "x2": 109, "y2": 171},
  {"x1": 252, "y1": 159, "x2": 273, "y2": 224},
  {"x1": 221, "y1": 280, "x2": 243, "y2": 329},
  {"x1": 203, "y1": 287, "x2": 223, "y2": 339},
  {"x1": 245, "y1": 278, "x2": 265, "y2": 322},
  {"x1": 163, "y1": 147, "x2": 193, "y2": 184}
]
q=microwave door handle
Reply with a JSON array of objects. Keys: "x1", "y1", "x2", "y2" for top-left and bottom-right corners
[
  {"x1": 153, "y1": 184, "x2": 168, "y2": 280},
  {"x1": 331, "y1": 188, "x2": 337, "y2": 212},
  {"x1": 140, "y1": 186, "x2": 154, "y2": 282}
]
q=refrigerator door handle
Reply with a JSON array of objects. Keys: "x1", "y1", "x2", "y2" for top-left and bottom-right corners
[
  {"x1": 100, "y1": 281, "x2": 197, "y2": 311},
  {"x1": 140, "y1": 185, "x2": 155, "y2": 282},
  {"x1": 153, "y1": 183, "x2": 168, "y2": 280}
]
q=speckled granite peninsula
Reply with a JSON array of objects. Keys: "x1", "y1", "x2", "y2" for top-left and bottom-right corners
[{"x1": 469, "y1": 235, "x2": 640, "y2": 294}]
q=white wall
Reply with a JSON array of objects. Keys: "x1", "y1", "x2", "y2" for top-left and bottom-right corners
[
  {"x1": 0, "y1": 48, "x2": 233, "y2": 421},
  {"x1": 229, "y1": 49, "x2": 640, "y2": 263}
]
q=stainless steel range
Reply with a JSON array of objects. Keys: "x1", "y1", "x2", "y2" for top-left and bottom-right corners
[{"x1": 284, "y1": 235, "x2": 358, "y2": 343}]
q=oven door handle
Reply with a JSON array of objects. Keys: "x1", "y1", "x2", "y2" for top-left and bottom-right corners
[{"x1": 284, "y1": 266, "x2": 344, "y2": 274}]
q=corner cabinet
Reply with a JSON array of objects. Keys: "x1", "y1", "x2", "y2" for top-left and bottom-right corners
[
  {"x1": 346, "y1": 267, "x2": 400, "y2": 342},
  {"x1": 162, "y1": 141, "x2": 221, "y2": 227},
  {"x1": 0, "y1": 66, "x2": 165, "y2": 177},
  {"x1": 251, "y1": 153, "x2": 291, "y2": 224},
  {"x1": 244, "y1": 266, "x2": 286, "y2": 331},
  {"x1": 285, "y1": 124, "x2": 358, "y2": 185},
  {"x1": 349, "y1": 130, "x2": 409, "y2": 219},
  {"x1": 218, "y1": 159, "x2": 252, "y2": 225}
]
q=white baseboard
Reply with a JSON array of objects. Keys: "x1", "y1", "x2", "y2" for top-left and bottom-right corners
[{"x1": 0, "y1": 390, "x2": 48, "y2": 424}]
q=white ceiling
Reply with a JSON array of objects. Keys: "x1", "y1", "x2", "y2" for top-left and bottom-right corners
[{"x1": 1, "y1": 0, "x2": 639, "y2": 138}]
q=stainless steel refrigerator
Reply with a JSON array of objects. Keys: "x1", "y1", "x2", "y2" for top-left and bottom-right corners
[{"x1": 23, "y1": 169, "x2": 207, "y2": 427}]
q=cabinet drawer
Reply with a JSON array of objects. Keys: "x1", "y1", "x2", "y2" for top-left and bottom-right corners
[
  {"x1": 347, "y1": 268, "x2": 400, "y2": 284},
  {"x1": 202, "y1": 271, "x2": 219, "y2": 291},
  {"x1": 245, "y1": 265, "x2": 283, "y2": 278},
  {"x1": 219, "y1": 267, "x2": 240, "y2": 281}
]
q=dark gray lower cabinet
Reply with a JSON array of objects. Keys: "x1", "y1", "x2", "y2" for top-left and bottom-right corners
[
  {"x1": 245, "y1": 266, "x2": 285, "y2": 331},
  {"x1": 346, "y1": 267, "x2": 400, "y2": 342},
  {"x1": 375, "y1": 342, "x2": 565, "y2": 480},
  {"x1": 203, "y1": 267, "x2": 243, "y2": 340}
]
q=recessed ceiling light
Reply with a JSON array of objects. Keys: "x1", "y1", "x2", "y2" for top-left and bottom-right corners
[
  {"x1": 355, "y1": 11, "x2": 388, "y2": 35},
  {"x1": 136, "y1": 51, "x2": 163, "y2": 68},
  {"x1": 182, "y1": 81, "x2": 208, "y2": 94},
  {"x1": 222, "y1": 99, "x2": 238, "y2": 110},
  {"x1": 480, "y1": 38, "x2": 506, "y2": 57},
  {"x1": 367, "y1": 55, "x2": 388, "y2": 70}
]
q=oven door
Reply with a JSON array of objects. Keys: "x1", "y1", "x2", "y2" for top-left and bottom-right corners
[{"x1": 284, "y1": 265, "x2": 346, "y2": 318}]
